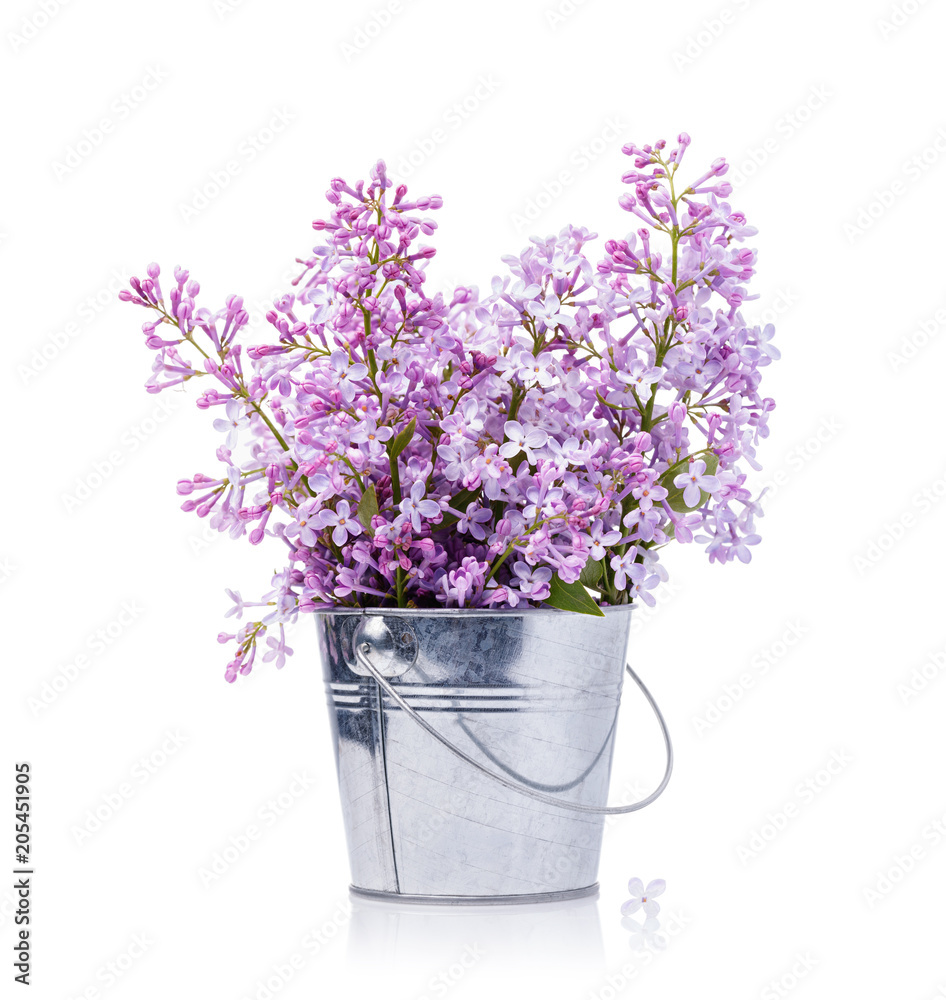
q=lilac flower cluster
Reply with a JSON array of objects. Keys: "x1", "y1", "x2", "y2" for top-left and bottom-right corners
[{"x1": 122, "y1": 136, "x2": 777, "y2": 681}]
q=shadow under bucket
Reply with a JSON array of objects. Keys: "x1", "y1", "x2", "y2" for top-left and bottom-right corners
[{"x1": 316, "y1": 606, "x2": 670, "y2": 904}]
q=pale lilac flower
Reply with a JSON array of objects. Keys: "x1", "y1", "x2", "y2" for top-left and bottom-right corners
[
  {"x1": 399, "y1": 482, "x2": 441, "y2": 532},
  {"x1": 621, "y1": 878, "x2": 665, "y2": 917},
  {"x1": 585, "y1": 521, "x2": 622, "y2": 561},
  {"x1": 676, "y1": 356, "x2": 723, "y2": 389},
  {"x1": 499, "y1": 420, "x2": 548, "y2": 462},
  {"x1": 262, "y1": 626, "x2": 294, "y2": 669},
  {"x1": 731, "y1": 532, "x2": 762, "y2": 563},
  {"x1": 224, "y1": 588, "x2": 246, "y2": 619},
  {"x1": 617, "y1": 361, "x2": 661, "y2": 401},
  {"x1": 527, "y1": 294, "x2": 574, "y2": 331},
  {"x1": 672, "y1": 459, "x2": 721, "y2": 508},
  {"x1": 285, "y1": 499, "x2": 321, "y2": 547},
  {"x1": 350, "y1": 417, "x2": 394, "y2": 456},
  {"x1": 516, "y1": 351, "x2": 559, "y2": 388},
  {"x1": 756, "y1": 323, "x2": 780, "y2": 362},
  {"x1": 319, "y1": 500, "x2": 362, "y2": 545},
  {"x1": 623, "y1": 506, "x2": 663, "y2": 543},
  {"x1": 436, "y1": 441, "x2": 475, "y2": 482},
  {"x1": 548, "y1": 435, "x2": 596, "y2": 467},
  {"x1": 440, "y1": 397, "x2": 484, "y2": 438},
  {"x1": 523, "y1": 485, "x2": 564, "y2": 521},
  {"x1": 668, "y1": 509, "x2": 703, "y2": 544},
  {"x1": 475, "y1": 445, "x2": 512, "y2": 497},
  {"x1": 627, "y1": 565, "x2": 660, "y2": 606},
  {"x1": 632, "y1": 479, "x2": 669, "y2": 512},
  {"x1": 213, "y1": 399, "x2": 249, "y2": 449},
  {"x1": 609, "y1": 550, "x2": 639, "y2": 591},
  {"x1": 330, "y1": 350, "x2": 370, "y2": 402},
  {"x1": 492, "y1": 347, "x2": 530, "y2": 382}
]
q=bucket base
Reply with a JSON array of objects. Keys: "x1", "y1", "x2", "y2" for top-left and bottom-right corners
[{"x1": 349, "y1": 883, "x2": 599, "y2": 906}]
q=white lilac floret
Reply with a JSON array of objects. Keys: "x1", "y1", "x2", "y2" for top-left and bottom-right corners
[
  {"x1": 121, "y1": 136, "x2": 777, "y2": 682},
  {"x1": 621, "y1": 877, "x2": 666, "y2": 917}
]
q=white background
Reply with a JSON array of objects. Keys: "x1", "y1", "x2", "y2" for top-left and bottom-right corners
[{"x1": 2, "y1": 0, "x2": 945, "y2": 997}]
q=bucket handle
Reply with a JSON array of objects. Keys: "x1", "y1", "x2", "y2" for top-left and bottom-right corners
[{"x1": 355, "y1": 643, "x2": 673, "y2": 816}]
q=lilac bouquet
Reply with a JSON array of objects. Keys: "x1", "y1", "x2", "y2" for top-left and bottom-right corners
[{"x1": 122, "y1": 134, "x2": 776, "y2": 682}]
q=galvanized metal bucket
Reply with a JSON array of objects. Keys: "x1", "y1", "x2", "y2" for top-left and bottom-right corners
[{"x1": 316, "y1": 606, "x2": 672, "y2": 905}]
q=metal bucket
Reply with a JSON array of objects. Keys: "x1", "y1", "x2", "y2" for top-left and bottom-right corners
[{"x1": 316, "y1": 606, "x2": 671, "y2": 904}]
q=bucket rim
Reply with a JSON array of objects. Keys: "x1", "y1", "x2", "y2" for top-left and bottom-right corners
[{"x1": 313, "y1": 604, "x2": 634, "y2": 618}]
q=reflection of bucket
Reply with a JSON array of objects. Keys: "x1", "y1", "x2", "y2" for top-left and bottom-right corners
[
  {"x1": 347, "y1": 894, "x2": 605, "y2": 974},
  {"x1": 317, "y1": 606, "x2": 670, "y2": 904}
]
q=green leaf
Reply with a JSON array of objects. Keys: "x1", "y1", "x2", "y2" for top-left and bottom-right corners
[
  {"x1": 436, "y1": 488, "x2": 483, "y2": 529},
  {"x1": 579, "y1": 558, "x2": 604, "y2": 589},
  {"x1": 545, "y1": 573, "x2": 605, "y2": 617},
  {"x1": 357, "y1": 484, "x2": 379, "y2": 533},
  {"x1": 387, "y1": 417, "x2": 416, "y2": 461},
  {"x1": 660, "y1": 453, "x2": 719, "y2": 512}
]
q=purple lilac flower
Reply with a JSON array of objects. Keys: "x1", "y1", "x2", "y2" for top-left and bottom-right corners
[
  {"x1": 511, "y1": 562, "x2": 553, "y2": 601},
  {"x1": 349, "y1": 417, "x2": 393, "y2": 456},
  {"x1": 123, "y1": 138, "x2": 777, "y2": 680},
  {"x1": 456, "y1": 502, "x2": 492, "y2": 540}
]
